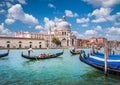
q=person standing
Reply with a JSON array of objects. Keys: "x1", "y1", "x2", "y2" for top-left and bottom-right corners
[{"x1": 28, "y1": 48, "x2": 33, "y2": 56}]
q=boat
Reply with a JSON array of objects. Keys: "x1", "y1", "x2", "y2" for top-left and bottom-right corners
[
  {"x1": 79, "y1": 51, "x2": 120, "y2": 75},
  {"x1": 21, "y1": 50, "x2": 64, "y2": 60},
  {"x1": 70, "y1": 49, "x2": 82, "y2": 55},
  {"x1": 0, "y1": 50, "x2": 9, "y2": 58}
]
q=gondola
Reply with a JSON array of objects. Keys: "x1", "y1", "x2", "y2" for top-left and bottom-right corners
[
  {"x1": 21, "y1": 50, "x2": 64, "y2": 60},
  {"x1": 70, "y1": 50, "x2": 82, "y2": 55},
  {"x1": 79, "y1": 51, "x2": 120, "y2": 75},
  {"x1": 0, "y1": 50, "x2": 9, "y2": 58}
]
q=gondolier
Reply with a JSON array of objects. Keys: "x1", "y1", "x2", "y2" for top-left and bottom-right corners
[{"x1": 28, "y1": 48, "x2": 33, "y2": 56}]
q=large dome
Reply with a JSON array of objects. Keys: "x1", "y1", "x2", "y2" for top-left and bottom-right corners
[{"x1": 56, "y1": 21, "x2": 71, "y2": 31}]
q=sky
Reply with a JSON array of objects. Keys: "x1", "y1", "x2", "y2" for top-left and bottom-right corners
[{"x1": 0, "y1": 0, "x2": 120, "y2": 40}]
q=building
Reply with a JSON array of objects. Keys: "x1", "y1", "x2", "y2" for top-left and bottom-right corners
[
  {"x1": 0, "y1": 36, "x2": 46, "y2": 49},
  {"x1": 54, "y1": 16, "x2": 76, "y2": 47},
  {"x1": 0, "y1": 17, "x2": 76, "y2": 49},
  {"x1": 77, "y1": 37, "x2": 107, "y2": 48}
]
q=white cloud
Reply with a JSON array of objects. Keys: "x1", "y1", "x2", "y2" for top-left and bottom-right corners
[
  {"x1": 72, "y1": 31, "x2": 84, "y2": 38},
  {"x1": 94, "y1": 25, "x2": 103, "y2": 31},
  {"x1": 106, "y1": 27, "x2": 120, "y2": 34},
  {"x1": 5, "y1": 18, "x2": 15, "y2": 24},
  {"x1": 81, "y1": 24, "x2": 89, "y2": 27},
  {"x1": 6, "y1": 2, "x2": 12, "y2": 8},
  {"x1": 103, "y1": 27, "x2": 120, "y2": 40},
  {"x1": 9, "y1": 0, "x2": 14, "y2": 2},
  {"x1": 35, "y1": 25, "x2": 43, "y2": 30},
  {"x1": 39, "y1": 31, "x2": 46, "y2": 33},
  {"x1": 114, "y1": 22, "x2": 120, "y2": 26},
  {"x1": 44, "y1": 17, "x2": 49, "y2": 23},
  {"x1": 89, "y1": 8, "x2": 115, "y2": 23},
  {"x1": 65, "y1": 10, "x2": 78, "y2": 17},
  {"x1": 5, "y1": 4, "x2": 38, "y2": 25},
  {"x1": 83, "y1": 0, "x2": 120, "y2": 7},
  {"x1": 18, "y1": 0, "x2": 26, "y2": 4},
  {"x1": 44, "y1": 17, "x2": 55, "y2": 31},
  {"x1": 76, "y1": 18, "x2": 89, "y2": 23},
  {"x1": 85, "y1": 30, "x2": 98, "y2": 36},
  {"x1": 105, "y1": 34, "x2": 120, "y2": 40},
  {"x1": 90, "y1": 7, "x2": 111, "y2": 18},
  {"x1": 28, "y1": 26, "x2": 32, "y2": 28},
  {"x1": 54, "y1": 17, "x2": 62, "y2": 22},
  {"x1": 0, "y1": 9, "x2": 5, "y2": 14},
  {"x1": 116, "y1": 12, "x2": 120, "y2": 16},
  {"x1": 0, "y1": 23, "x2": 12, "y2": 36},
  {"x1": 0, "y1": 2, "x2": 5, "y2": 7},
  {"x1": 48, "y1": 3, "x2": 56, "y2": 9}
]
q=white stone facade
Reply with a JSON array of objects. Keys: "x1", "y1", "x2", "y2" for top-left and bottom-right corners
[
  {"x1": 0, "y1": 37, "x2": 46, "y2": 48},
  {"x1": 0, "y1": 17, "x2": 76, "y2": 49}
]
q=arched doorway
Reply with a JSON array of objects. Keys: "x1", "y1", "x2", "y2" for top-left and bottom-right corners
[
  {"x1": 29, "y1": 42, "x2": 32, "y2": 48},
  {"x1": 39, "y1": 42, "x2": 42, "y2": 48},
  {"x1": 6, "y1": 41, "x2": 10, "y2": 48},
  {"x1": 19, "y1": 41, "x2": 22, "y2": 48},
  {"x1": 72, "y1": 39, "x2": 74, "y2": 46}
]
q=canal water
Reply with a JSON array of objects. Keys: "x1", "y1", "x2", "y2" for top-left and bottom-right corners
[{"x1": 0, "y1": 49, "x2": 120, "y2": 85}]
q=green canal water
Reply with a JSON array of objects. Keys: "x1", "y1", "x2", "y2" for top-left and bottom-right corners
[{"x1": 0, "y1": 49, "x2": 120, "y2": 85}]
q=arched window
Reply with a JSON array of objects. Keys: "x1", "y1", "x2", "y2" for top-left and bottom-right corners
[
  {"x1": 62, "y1": 32, "x2": 64, "y2": 35},
  {"x1": 29, "y1": 42, "x2": 32, "y2": 48},
  {"x1": 19, "y1": 41, "x2": 22, "y2": 43},
  {"x1": 62, "y1": 38, "x2": 66, "y2": 40},
  {"x1": 65, "y1": 32, "x2": 66, "y2": 35},
  {"x1": 29, "y1": 42, "x2": 32, "y2": 44},
  {"x1": 7, "y1": 41, "x2": 10, "y2": 43}
]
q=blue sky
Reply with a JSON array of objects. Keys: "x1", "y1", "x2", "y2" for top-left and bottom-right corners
[{"x1": 0, "y1": 0, "x2": 120, "y2": 40}]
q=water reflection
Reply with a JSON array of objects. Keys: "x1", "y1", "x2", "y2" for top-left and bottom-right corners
[
  {"x1": 80, "y1": 68, "x2": 120, "y2": 85},
  {"x1": 0, "y1": 57, "x2": 9, "y2": 60}
]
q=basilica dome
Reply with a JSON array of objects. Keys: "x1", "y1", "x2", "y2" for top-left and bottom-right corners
[
  {"x1": 55, "y1": 16, "x2": 71, "y2": 31},
  {"x1": 56, "y1": 21, "x2": 71, "y2": 31}
]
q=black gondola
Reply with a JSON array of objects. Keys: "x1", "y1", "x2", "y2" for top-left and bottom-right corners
[
  {"x1": 79, "y1": 51, "x2": 120, "y2": 75},
  {"x1": 0, "y1": 50, "x2": 9, "y2": 58},
  {"x1": 21, "y1": 50, "x2": 64, "y2": 60},
  {"x1": 70, "y1": 50, "x2": 82, "y2": 55}
]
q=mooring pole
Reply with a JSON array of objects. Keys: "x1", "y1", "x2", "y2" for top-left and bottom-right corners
[{"x1": 104, "y1": 40, "x2": 108, "y2": 76}]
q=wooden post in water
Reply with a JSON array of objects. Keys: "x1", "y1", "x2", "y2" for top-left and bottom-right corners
[
  {"x1": 104, "y1": 40, "x2": 108, "y2": 76},
  {"x1": 91, "y1": 40, "x2": 95, "y2": 54}
]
